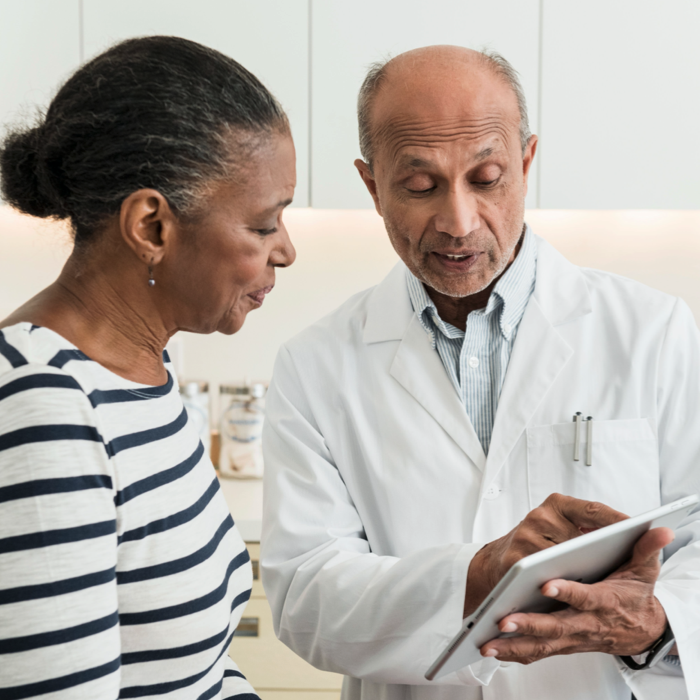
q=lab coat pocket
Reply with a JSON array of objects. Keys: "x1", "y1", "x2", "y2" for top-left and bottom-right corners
[{"x1": 526, "y1": 418, "x2": 660, "y2": 517}]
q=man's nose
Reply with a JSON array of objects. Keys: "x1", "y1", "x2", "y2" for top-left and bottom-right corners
[
  {"x1": 271, "y1": 222, "x2": 297, "y2": 268},
  {"x1": 433, "y1": 188, "x2": 480, "y2": 238}
]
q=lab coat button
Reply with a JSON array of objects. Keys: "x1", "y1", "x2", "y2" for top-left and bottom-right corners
[
  {"x1": 484, "y1": 484, "x2": 501, "y2": 500},
  {"x1": 468, "y1": 356, "x2": 479, "y2": 368}
]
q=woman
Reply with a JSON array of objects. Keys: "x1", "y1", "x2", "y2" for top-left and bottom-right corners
[{"x1": 0, "y1": 36, "x2": 295, "y2": 699}]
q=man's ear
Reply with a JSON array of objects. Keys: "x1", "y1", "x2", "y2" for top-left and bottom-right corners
[
  {"x1": 522, "y1": 135, "x2": 538, "y2": 199},
  {"x1": 119, "y1": 189, "x2": 177, "y2": 266},
  {"x1": 354, "y1": 159, "x2": 383, "y2": 217}
]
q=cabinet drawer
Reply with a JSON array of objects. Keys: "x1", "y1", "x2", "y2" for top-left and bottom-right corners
[
  {"x1": 230, "y1": 597, "x2": 343, "y2": 691},
  {"x1": 246, "y1": 542, "x2": 265, "y2": 599}
]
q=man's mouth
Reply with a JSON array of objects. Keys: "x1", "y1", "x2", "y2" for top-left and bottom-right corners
[
  {"x1": 432, "y1": 251, "x2": 482, "y2": 270},
  {"x1": 247, "y1": 285, "x2": 274, "y2": 305}
]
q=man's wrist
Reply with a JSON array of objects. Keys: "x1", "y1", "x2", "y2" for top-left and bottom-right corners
[
  {"x1": 464, "y1": 544, "x2": 495, "y2": 617},
  {"x1": 620, "y1": 625, "x2": 675, "y2": 670}
]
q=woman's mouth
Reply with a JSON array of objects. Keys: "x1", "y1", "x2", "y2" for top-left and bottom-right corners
[{"x1": 247, "y1": 285, "x2": 274, "y2": 306}]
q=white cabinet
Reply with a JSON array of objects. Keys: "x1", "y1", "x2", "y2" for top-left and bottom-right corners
[
  {"x1": 540, "y1": 0, "x2": 700, "y2": 209},
  {"x1": 0, "y1": 0, "x2": 80, "y2": 139},
  {"x1": 310, "y1": 0, "x2": 541, "y2": 210},
  {"x1": 82, "y1": 0, "x2": 310, "y2": 207}
]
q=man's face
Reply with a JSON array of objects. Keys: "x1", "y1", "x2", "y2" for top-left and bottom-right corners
[{"x1": 357, "y1": 51, "x2": 537, "y2": 299}]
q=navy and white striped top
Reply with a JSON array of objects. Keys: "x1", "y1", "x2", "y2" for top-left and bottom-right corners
[
  {"x1": 406, "y1": 225, "x2": 537, "y2": 453},
  {"x1": 0, "y1": 323, "x2": 259, "y2": 700}
]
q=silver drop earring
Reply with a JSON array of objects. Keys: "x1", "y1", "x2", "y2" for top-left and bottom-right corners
[{"x1": 148, "y1": 259, "x2": 155, "y2": 287}]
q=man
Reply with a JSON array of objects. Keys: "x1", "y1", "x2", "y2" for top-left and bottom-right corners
[{"x1": 261, "y1": 46, "x2": 700, "y2": 700}]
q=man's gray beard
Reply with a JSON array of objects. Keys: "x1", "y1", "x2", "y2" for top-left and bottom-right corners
[
  {"x1": 385, "y1": 220, "x2": 521, "y2": 299},
  {"x1": 421, "y1": 246, "x2": 512, "y2": 298}
]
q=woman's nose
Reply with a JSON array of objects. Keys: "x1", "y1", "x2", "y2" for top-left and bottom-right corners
[{"x1": 271, "y1": 223, "x2": 296, "y2": 268}]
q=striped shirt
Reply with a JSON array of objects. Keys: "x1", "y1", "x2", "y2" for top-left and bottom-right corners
[
  {"x1": 406, "y1": 226, "x2": 537, "y2": 453},
  {"x1": 0, "y1": 323, "x2": 259, "y2": 700}
]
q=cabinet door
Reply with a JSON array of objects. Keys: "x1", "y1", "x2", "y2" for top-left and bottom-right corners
[
  {"x1": 540, "y1": 0, "x2": 700, "y2": 209},
  {"x1": 311, "y1": 0, "x2": 541, "y2": 209},
  {"x1": 82, "y1": 0, "x2": 310, "y2": 207},
  {"x1": 0, "y1": 0, "x2": 79, "y2": 139}
]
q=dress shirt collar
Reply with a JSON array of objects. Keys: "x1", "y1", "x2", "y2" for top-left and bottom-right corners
[{"x1": 406, "y1": 224, "x2": 537, "y2": 347}]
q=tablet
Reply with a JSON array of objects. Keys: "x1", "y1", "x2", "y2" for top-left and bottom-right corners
[{"x1": 425, "y1": 494, "x2": 699, "y2": 681}]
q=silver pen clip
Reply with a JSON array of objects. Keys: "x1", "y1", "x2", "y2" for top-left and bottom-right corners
[
  {"x1": 573, "y1": 412, "x2": 582, "y2": 461},
  {"x1": 586, "y1": 416, "x2": 593, "y2": 467}
]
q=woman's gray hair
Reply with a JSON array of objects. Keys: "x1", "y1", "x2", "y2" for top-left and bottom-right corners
[
  {"x1": 0, "y1": 36, "x2": 289, "y2": 245},
  {"x1": 357, "y1": 49, "x2": 532, "y2": 169}
]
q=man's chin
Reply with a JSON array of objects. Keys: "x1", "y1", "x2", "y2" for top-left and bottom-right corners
[{"x1": 421, "y1": 271, "x2": 496, "y2": 299}]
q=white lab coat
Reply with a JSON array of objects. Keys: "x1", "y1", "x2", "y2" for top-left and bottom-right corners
[{"x1": 261, "y1": 234, "x2": 700, "y2": 700}]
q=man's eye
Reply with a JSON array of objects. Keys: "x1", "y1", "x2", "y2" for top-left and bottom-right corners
[
  {"x1": 256, "y1": 227, "x2": 278, "y2": 236},
  {"x1": 406, "y1": 187, "x2": 436, "y2": 194},
  {"x1": 475, "y1": 178, "x2": 499, "y2": 187}
]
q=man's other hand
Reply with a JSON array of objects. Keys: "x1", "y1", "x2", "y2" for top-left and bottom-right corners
[
  {"x1": 479, "y1": 525, "x2": 674, "y2": 664},
  {"x1": 464, "y1": 494, "x2": 628, "y2": 617}
]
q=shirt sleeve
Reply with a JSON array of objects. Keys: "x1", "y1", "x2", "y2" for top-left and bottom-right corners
[
  {"x1": 0, "y1": 363, "x2": 121, "y2": 698},
  {"x1": 222, "y1": 656, "x2": 261, "y2": 700},
  {"x1": 260, "y1": 345, "x2": 499, "y2": 687},
  {"x1": 620, "y1": 298, "x2": 700, "y2": 700}
]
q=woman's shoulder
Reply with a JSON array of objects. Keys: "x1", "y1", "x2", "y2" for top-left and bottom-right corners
[
  {"x1": 0, "y1": 322, "x2": 94, "y2": 407},
  {"x1": 0, "y1": 323, "x2": 115, "y2": 493},
  {"x1": 0, "y1": 322, "x2": 88, "y2": 377}
]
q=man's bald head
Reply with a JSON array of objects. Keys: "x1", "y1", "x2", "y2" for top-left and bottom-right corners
[{"x1": 357, "y1": 45, "x2": 531, "y2": 170}]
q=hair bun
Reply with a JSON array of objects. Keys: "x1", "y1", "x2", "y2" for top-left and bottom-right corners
[{"x1": 0, "y1": 126, "x2": 63, "y2": 218}]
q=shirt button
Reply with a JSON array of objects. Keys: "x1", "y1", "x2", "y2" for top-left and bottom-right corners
[
  {"x1": 504, "y1": 323, "x2": 512, "y2": 334},
  {"x1": 468, "y1": 356, "x2": 479, "y2": 368},
  {"x1": 484, "y1": 484, "x2": 501, "y2": 500}
]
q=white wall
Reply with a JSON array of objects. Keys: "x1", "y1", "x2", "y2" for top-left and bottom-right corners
[{"x1": 3, "y1": 206, "x2": 700, "y2": 395}]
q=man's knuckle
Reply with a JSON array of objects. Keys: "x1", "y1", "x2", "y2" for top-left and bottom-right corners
[
  {"x1": 535, "y1": 642, "x2": 553, "y2": 658},
  {"x1": 584, "y1": 500, "x2": 603, "y2": 517}
]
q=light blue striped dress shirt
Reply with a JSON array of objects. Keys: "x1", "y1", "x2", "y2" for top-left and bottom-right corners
[{"x1": 406, "y1": 225, "x2": 537, "y2": 454}]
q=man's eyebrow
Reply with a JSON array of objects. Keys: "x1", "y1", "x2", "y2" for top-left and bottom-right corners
[
  {"x1": 397, "y1": 147, "x2": 500, "y2": 170},
  {"x1": 397, "y1": 156, "x2": 433, "y2": 169},
  {"x1": 475, "y1": 147, "x2": 495, "y2": 161}
]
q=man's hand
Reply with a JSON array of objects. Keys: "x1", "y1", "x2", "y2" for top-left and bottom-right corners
[
  {"x1": 465, "y1": 494, "x2": 628, "y2": 617},
  {"x1": 480, "y1": 526, "x2": 675, "y2": 664}
]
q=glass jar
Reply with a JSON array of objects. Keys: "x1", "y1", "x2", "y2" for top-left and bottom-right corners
[
  {"x1": 218, "y1": 382, "x2": 267, "y2": 479},
  {"x1": 180, "y1": 380, "x2": 211, "y2": 458}
]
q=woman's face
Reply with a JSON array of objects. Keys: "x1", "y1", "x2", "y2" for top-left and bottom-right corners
[{"x1": 165, "y1": 132, "x2": 297, "y2": 335}]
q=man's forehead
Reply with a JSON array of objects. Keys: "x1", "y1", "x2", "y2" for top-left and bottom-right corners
[
  {"x1": 380, "y1": 114, "x2": 512, "y2": 168},
  {"x1": 370, "y1": 51, "x2": 520, "y2": 161},
  {"x1": 394, "y1": 142, "x2": 504, "y2": 169}
]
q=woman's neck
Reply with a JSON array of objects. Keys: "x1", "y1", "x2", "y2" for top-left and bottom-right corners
[{"x1": 2, "y1": 251, "x2": 172, "y2": 386}]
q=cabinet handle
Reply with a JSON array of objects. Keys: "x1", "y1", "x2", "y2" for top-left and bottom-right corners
[
  {"x1": 251, "y1": 559, "x2": 259, "y2": 580},
  {"x1": 235, "y1": 617, "x2": 259, "y2": 637}
]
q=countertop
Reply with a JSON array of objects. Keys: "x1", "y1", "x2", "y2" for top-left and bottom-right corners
[{"x1": 218, "y1": 475, "x2": 263, "y2": 543}]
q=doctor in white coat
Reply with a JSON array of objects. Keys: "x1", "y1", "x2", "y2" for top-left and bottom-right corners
[{"x1": 261, "y1": 46, "x2": 700, "y2": 700}]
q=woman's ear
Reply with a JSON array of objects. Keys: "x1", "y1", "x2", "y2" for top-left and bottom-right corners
[{"x1": 119, "y1": 189, "x2": 177, "y2": 265}]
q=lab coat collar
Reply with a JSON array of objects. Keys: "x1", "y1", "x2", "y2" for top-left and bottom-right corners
[
  {"x1": 363, "y1": 261, "x2": 413, "y2": 344},
  {"x1": 532, "y1": 236, "x2": 593, "y2": 326},
  {"x1": 363, "y1": 234, "x2": 592, "y2": 345},
  {"x1": 481, "y1": 238, "x2": 593, "y2": 493},
  {"x1": 364, "y1": 262, "x2": 486, "y2": 469}
]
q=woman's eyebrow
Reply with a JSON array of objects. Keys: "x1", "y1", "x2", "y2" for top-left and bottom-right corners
[{"x1": 260, "y1": 198, "x2": 294, "y2": 215}]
